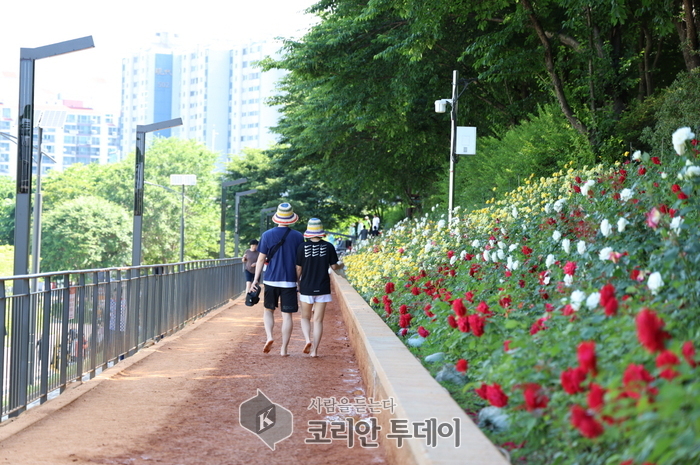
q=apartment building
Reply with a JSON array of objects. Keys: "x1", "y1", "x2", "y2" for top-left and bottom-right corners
[{"x1": 119, "y1": 33, "x2": 286, "y2": 166}]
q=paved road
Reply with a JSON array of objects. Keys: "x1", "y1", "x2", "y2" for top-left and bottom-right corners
[{"x1": 0, "y1": 295, "x2": 388, "y2": 464}]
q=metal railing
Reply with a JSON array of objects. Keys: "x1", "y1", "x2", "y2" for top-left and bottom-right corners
[{"x1": 0, "y1": 258, "x2": 245, "y2": 420}]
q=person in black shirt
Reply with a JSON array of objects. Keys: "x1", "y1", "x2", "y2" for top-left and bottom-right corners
[{"x1": 296, "y1": 218, "x2": 343, "y2": 357}]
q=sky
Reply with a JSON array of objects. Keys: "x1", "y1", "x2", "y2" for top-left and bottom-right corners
[{"x1": 0, "y1": 0, "x2": 318, "y2": 111}]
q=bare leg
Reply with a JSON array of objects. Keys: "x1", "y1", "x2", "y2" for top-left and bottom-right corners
[
  {"x1": 280, "y1": 312, "x2": 294, "y2": 356},
  {"x1": 310, "y1": 302, "x2": 327, "y2": 357},
  {"x1": 263, "y1": 308, "x2": 275, "y2": 347},
  {"x1": 300, "y1": 302, "x2": 313, "y2": 350},
  {"x1": 245, "y1": 281, "x2": 251, "y2": 294}
]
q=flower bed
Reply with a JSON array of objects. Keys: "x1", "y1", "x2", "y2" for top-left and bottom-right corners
[{"x1": 344, "y1": 129, "x2": 700, "y2": 465}]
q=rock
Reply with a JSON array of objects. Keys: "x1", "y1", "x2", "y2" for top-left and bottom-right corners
[
  {"x1": 478, "y1": 406, "x2": 510, "y2": 433},
  {"x1": 424, "y1": 352, "x2": 445, "y2": 363},
  {"x1": 406, "y1": 336, "x2": 424, "y2": 347},
  {"x1": 435, "y1": 364, "x2": 466, "y2": 386}
]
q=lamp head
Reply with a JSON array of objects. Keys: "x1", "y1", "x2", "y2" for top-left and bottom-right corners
[{"x1": 434, "y1": 99, "x2": 450, "y2": 113}]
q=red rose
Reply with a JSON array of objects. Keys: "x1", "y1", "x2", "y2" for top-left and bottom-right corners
[
  {"x1": 486, "y1": 383, "x2": 509, "y2": 407},
  {"x1": 530, "y1": 316, "x2": 548, "y2": 335},
  {"x1": 372, "y1": 296, "x2": 379, "y2": 304},
  {"x1": 522, "y1": 245, "x2": 533, "y2": 256},
  {"x1": 384, "y1": 303, "x2": 392, "y2": 315},
  {"x1": 577, "y1": 341, "x2": 597, "y2": 376},
  {"x1": 656, "y1": 350, "x2": 680, "y2": 380},
  {"x1": 452, "y1": 298, "x2": 467, "y2": 317},
  {"x1": 457, "y1": 316, "x2": 470, "y2": 333},
  {"x1": 447, "y1": 314, "x2": 458, "y2": 329},
  {"x1": 523, "y1": 383, "x2": 548, "y2": 411},
  {"x1": 587, "y1": 383, "x2": 606, "y2": 411},
  {"x1": 638, "y1": 166, "x2": 646, "y2": 175},
  {"x1": 475, "y1": 383, "x2": 488, "y2": 400},
  {"x1": 563, "y1": 261, "x2": 577, "y2": 276},
  {"x1": 677, "y1": 191, "x2": 689, "y2": 200},
  {"x1": 561, "y1": 304, "x2": 575, "y2": 316},
  {"x1": 572, "y1": 185, "x2": 581, "y2": 193},
  {"x1": 651, "y1": 156, "x2": 661, "y2": 165},
  {"x1": 636, "y1": 308, "x2": 670, "y2": 353},
  {"x1": 468, "y1": 314, "x2": 486, "y2": 337},
  {"x1": 504, "y1": 340, "x2": 512, "y2": 352},
  {"x1": 476, "y1": 300, "x2": 493, "y2": 316},
  {"x1": 399, "y1": 313, "x2": 412, "y2": 328},
  {"x1": 622, "y1": 363, "x2": 654, "y2": 398},
  {"x1": 417, "y1": 326, "x2": 430, "y2": 338},
  {"x1": 682, "y1": 341, "x2": 697, "y2": 367},
  {"x1": 399, "y1": 304, "x2": 408, "y2": 315},
  {"x1": 499, "y1": 296, "x2": 512, "y2": 309},
  {"x1": 561, "y1": 366, "x2": 587, "y2": 394},
  {"x1": 570, "y1": 405, "x2": 604, "y2": 438},
  {"x1": 384, "y1": 282, "x2": 395, "y2": 294},
  {"x1": 447, "y1": 250, "x2": 454, "y2": 258},
  {"x1": 465, "y1": 291, "x2": 475, "y2": 302},
  {"x1": 411, "y1": 286, "x2": 421, "y2": 296},
  {"x1": 671, "y1": 184, "x2": 681, "y2": 193},
  {"x1": 455, "y1": 359, "x2": 468, "y2": 372}
]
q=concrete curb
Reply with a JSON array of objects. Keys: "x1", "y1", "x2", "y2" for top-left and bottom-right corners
[
  {"x1": 332, "y1": 272, "x2": 510, "y2": 465},
  {"x1": 0, "y1": 297, "x2": 242, "y2": 442}
]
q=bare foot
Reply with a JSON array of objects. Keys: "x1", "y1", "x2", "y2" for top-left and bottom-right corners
[
  {"x1": 303, "y1": 342, "x2": 312, "y2": 354},
  {"x1": 309, "y1": 352, "x2": 319, "y2": 358},
  {"x1": 263, "y1": 340, "x2": 273, "y2": 353}
]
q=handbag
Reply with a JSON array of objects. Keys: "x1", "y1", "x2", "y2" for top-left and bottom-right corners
[{"x1": 245, "y1": 286, "x2": 261, "y2": 306}]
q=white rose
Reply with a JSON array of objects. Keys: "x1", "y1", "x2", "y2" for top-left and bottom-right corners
[
  {"x1": 577, "y1": 241, "x2": 586, "y2": 255},
  {"x1": 647, "y1": 271, "x2": 664, "y2": 295},
  {"x1": 599, "y1": 247, "x2": 613, "y2": 261},
  {"x1": 545, "y1": 254, "x2": 555, "y2": 268},
  {"x1": 600, "y1": 219, "x2": 612, "y2": 237},
  {"x1": 672, "y1": 127, "x2": 695, "y2": 155},
  {"x1": 586, "y1": 292, "x2": 601, "y2": 309},
  {"x1": 570, "y1": 290, "x2": 586, "y2": 311},
  {"x1": 670, "y1": 216, "x2": 684, "y2": 234},
  {"x1": 562, "y1": 238, "x2": 571, "y2": 254},
  {"x1": 617, "y1": 218, "x2": 629, "y2": 232},
  {"x1": 620, "y1": 188, "x2": 633, "y2": 201},
  {"x1": 552, "y1": 230, "x2": 562, "y2": 241}
]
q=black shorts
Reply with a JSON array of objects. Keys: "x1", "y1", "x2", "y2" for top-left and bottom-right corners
[
  {"x1": 244, "y1": 269, "x2": 255, "y2": 282},
  {"x1": 263, "y1": 286, "x2": 298, "y2": 313}
]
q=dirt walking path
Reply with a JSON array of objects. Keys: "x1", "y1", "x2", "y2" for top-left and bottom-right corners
[{"x1": 0, "y1": 293, "x2": 388, "y2": 465}]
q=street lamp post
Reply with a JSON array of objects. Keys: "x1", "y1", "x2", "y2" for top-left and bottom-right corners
[
  {"x1": 260, "y1": 206, "x2": 276, "y2": 238},
  {"x1": 132, "y1": 118, "x2": 183, "y2": 267},
  {"x1": 32, "y1": 111, "x2": 67, "y2": 289},
  {"x1": 169, "y1": 174, "x2": 197, "y2": 263},
  {"x1": 219, "y1": 178, "x2": 247, "y2": 258},
  {"x1": 435, "y1": 70, "x2": 477, "y2": 223},
  {"x1": 11, "y1": 35, "x2": 94, "y2": 417},
  {"x1": 234, "y1": 189, "x2": 257, "y2": 257}
]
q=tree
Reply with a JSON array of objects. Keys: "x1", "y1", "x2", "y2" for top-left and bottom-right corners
[
  {"x1": 0, "y1": 175, "x2": 15, "y2": 245},
  {"x1": 41, "y1": 196, "x2": 131, "y2": 272}
]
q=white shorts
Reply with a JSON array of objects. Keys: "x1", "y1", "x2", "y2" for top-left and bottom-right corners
[{"x1": 299, "y1": 294, "x2": 332, "y2": 304}]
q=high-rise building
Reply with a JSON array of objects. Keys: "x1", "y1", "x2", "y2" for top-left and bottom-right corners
[
  {"x1": 119, "y1": 33, "x2": 286, "y2": 167},
  {"x1": 0, "y1": 99, "x2": 119, "y2": 178}
]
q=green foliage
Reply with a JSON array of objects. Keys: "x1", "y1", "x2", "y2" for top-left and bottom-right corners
[
  {"x1": 427, "y1": 104, "x2": 595, "y2": 212},
  {"x1": 345, "y1": 126, "x2": 700, "y2": 464},
  {"x1": 0, "y1": 175, "x2": 14, "y2": 245},
  {"x1": 643, "y1": 69, "x2": 700, "y2": 156},
  {"x1": 41, "y1": 196, "x2": 131, "y2": 272},
  {"x1": 0, "y1": 244, "x2": 13, "y2": 277}
]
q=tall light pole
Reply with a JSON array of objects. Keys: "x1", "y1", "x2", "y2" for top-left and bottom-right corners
[
  {"x1": 12, "y1": 35, "x2": 94, "y2": 417},
  {"x1": 234, "y1": 189, "x2": 258, "y2": 257},
  {"x1": 132, "y1": 118, "x2": 183, "y2": 267},
  {"x1": 32, "y1": 111, "x2": 66, "y2": 289},
  {"x1": 260, "y1": 206, "x2": 276, "y2": 237},
  {"x1": 435, "y1": 71, "x2": 477, "y2": 223},
  {"x1": 219, "y1": 178, "x2": 247, "y2": 258},
  {"x1": 169, "y1": 174, "x2": 197, "y2": 263}
]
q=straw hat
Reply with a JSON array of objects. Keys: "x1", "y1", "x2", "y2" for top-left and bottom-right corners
[
  {"x1": 271, "y1": 202, "x2": 299, "y2": 225},
  {"x1": 303, "y1": 218, "x2": 326, "y2": 238}
]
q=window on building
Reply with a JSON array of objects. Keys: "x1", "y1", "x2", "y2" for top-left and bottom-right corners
[{"x1": 64, "y1": 136, "x2": 76, "y2": 144}]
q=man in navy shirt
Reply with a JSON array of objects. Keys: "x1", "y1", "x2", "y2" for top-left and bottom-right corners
[{"x1": 251, "y1": 203, "x2": 304, "y2": 356}]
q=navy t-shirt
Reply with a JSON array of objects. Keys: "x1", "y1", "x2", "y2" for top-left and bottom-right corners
[
  {"x1": 258, "y1": 226, "x2": 304, "y2": 287},
  {"x1": 296, "y1": 239, "x2": 339, "y2": 295}
]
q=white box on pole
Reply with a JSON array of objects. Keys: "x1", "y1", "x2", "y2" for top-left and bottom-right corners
[{"x1": 455, "y1": 126, "x2": 477, "y2": 155}]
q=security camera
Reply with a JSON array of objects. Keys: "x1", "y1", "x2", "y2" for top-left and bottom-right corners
[{"x1": 434, "y1": 99, "x2": 450, "y2": 113}]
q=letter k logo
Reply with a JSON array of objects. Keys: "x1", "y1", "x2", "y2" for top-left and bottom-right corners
[{"x1": 256, "y1": 404, "x2": 276, "y2": 434}]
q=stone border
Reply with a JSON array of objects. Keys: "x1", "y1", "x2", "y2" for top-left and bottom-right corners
[{"x1": 332, "y1": 272, "x2": 510, "y2": 465}]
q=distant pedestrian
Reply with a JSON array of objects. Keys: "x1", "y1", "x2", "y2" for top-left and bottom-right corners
[
  {"x1": 359, "y1": 226, "x2": 368, "y2": 241},
  {"x1": 242, "y1": 239, "x2": 260, "y2": 294},
  {"x1": 251, "y1": 203, "x2": 304, "y2": 356},
  {"x1": 371, "y1": 214, "x2": 380, "y2": 236},
  {"x1": 296, "y1": 218, "x2": 343, "y2": 357}
]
